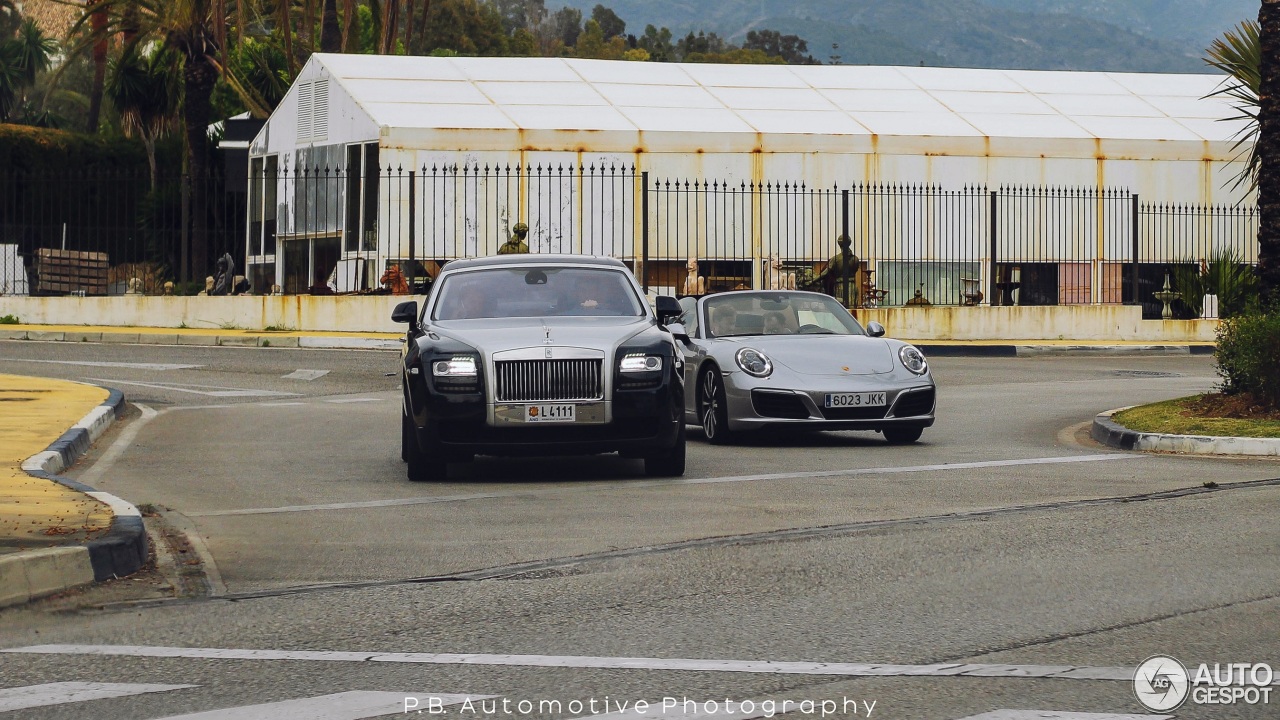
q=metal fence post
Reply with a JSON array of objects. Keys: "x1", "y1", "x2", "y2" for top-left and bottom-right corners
[
  {"x1": 641, "y1": 171, "x2": 649, "y2": 293},
  {"x1": 1130, "y1": 194, "x2": 1140, "y2": 305},
  {"x1": 408, "y1": 170, "x2": 416, "y2": 284},
  {"x1": 989, "y1": 190, "x2": 998, "y2": 305},
  {"x1": 841, "y1": 189, "x2": 850, "y2": 307}
]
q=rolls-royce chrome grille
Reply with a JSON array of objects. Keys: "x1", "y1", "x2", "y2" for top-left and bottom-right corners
[{"x1": 495, "y1": 359, "x2": 604, "y2": 402}]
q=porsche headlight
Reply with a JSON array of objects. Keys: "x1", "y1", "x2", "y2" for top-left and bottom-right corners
[
  {"x1": 898, "y1": 345, "x2": 928, "y2": 375},
  {"x1": 735, "y1": 347, "x2": 773, "y2": 378},
  {"x1": 619, "y1": 353, "x2": 663, "y2": 373},
  {"x1": 432, "y1": 355, "x2": 478, "y2": 377}
]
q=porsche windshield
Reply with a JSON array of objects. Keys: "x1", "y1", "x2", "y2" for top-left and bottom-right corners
[
  {"x1": 432, "y1": 267, "x2": 645, "y2": 321},
  {"x1": 705, "y1": 293, "x2": 867, "y2": 337}
]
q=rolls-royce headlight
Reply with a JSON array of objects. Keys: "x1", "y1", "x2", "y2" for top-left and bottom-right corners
[
  {"x1": 899, "y1": 345, "x2": 928, "y2": 375},
  {"x1": 735, "y1": 347, "x2": 773, "y2": 378},
  {"x1": 432, "y1": 355, "x2": 478, "y2": 377},
  {"x1": 620, "y1": 353, "x2": 663, "y2": 373}
]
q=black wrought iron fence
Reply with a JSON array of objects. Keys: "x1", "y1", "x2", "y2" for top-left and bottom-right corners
[
  {"x1": 1, "y1": 163, "x2": 1261, "y2": 321},
  {"x1": 0, "y1": 169, "x2": 244, "y2": 296}
]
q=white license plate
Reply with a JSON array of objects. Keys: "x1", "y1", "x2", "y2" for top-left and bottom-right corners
[
  {"x1": 525, "y1": 404, "x2": 576, "y2": 423},
  {"x1": 824, "y1": 392, "x2": 887, "y2": 408}
]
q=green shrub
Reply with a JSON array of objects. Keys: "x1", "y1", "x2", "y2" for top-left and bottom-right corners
[
  {"x1": 0, "y1": 314, "x2": 19, "y2": 324},
  {"x1": 1171, "y1": 250, "x2": 1260, "y2": 319},
  {"x1": 1215, "y1": 309, "x2": 1280, "y2": 408}
]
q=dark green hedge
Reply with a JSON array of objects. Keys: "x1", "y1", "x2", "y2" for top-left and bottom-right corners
[
  {"x1": 0, "y1": 124, "x2": 151, "y2": 173},
  {"x1": 1215, "y1": 310, "x2": 1280, "y2": 409}
]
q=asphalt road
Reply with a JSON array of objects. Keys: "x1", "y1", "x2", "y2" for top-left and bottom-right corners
[{"x1": 0, "y1": 340, "x2": 1277, "y2": 720}]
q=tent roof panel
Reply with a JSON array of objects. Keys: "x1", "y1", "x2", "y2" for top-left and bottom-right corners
[
  {"x1": 961, "y1": 113, "x2": 1093, "y2": 139},
  {"x1": 476, "y1": 81, "x2": 608, "y2": 106},
  {"x1": 706, "y1": 86, "x2": 841, "y2": 111},
  {"x1": 365, "y1": 102, "x2": 516, "y2": 130},
  {"x1": 353, "y1": 79, "x2": 490, "y2": 105},
  {"x1": 305, "y1": 54, "x2": 1239, "y2": 147},
  {"x1": 734, "y1": 110, "x2": 869, "y2": 135},
  {"x1": 1037, "y1": 93, "x2": 1164, "y2": 118},
  {"x1": 931, "y1": 90, "x2": 1058, "y2": 115},
  {"x1": 593, "y1": 83, "x2": 724, "y2": 109},
  {"x1": 819, "y1": 89, "x2": 950, "y2": 113},
  {"x1": 500, "y1": 105, "x2": 636, "y2": 131},
  {"x1": 846, "y1": 111, "x2": 984, "y2": 137}
]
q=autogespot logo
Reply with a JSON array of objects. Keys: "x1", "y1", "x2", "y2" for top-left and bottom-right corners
[{"x1": 1134, "y1": 654, "x2": 1191, "y2": 712}]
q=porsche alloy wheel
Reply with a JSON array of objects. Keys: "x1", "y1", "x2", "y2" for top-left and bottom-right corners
[{"x1": 700, "y1": 367, "x2": 733, "y2": 444}]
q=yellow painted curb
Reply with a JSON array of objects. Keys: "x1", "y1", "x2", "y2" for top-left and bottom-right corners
[{"x1": 0, "y1": 374, "x2": 114, "y2": 550}]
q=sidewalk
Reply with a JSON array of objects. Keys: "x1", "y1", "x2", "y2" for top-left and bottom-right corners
[
  {"x1": 0, "y1": 323, "x2": 1214, "y2": 355},
  {"x1": 0, "y1": 374, "x2": 145, "y2": 609}
]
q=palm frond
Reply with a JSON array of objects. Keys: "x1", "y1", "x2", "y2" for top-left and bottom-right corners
[{"x1": 1204, "y1": 20, "x2": 1261, "y2": 194}]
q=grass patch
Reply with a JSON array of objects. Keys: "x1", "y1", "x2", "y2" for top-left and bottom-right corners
[
  {"x1": 1113, "y1": 395, "x2": 1280, "y2": 438},
  {"x1": 262, "y1": 324, "x2": 296, "y2": 332},
  {"x1": 0, "y1": 314, "x2": 19, "y2": 324}
]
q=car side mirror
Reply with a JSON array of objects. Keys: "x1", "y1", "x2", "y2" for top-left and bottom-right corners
[
  {"x1": 666, "y1": 322, "x2": 689, "y2": 342},
  {"x1": 391, "y1": 300, "x2": 419, "y2": 327},
  {"x1": 654, "y1": 295, "x2": 681, "y2": 323},
  {"x1": 866, "y1": 321, "x2": 886, "y2": 338}
]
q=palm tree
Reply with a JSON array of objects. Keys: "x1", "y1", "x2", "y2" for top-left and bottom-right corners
[
  {"x1": 106, "y1": 44, "x2": 179, "y2": 190},
  {"x1": 1205, "y1": 20, "x2": 1260, "y2": 193},
  {"x1": 68, "y1": 0, "x2": 224, "y2": 281},
  {"x1": 1261, "y1": 0, "x2": 1280, "y2": 305},
  {"x1": 0, "y1": 18, "x2": 57, "y2": 123}
]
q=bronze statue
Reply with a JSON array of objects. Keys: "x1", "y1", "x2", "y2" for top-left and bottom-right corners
[
  {"x1": 497, "y1": 222, "x2": 530, "y2": 255},
  {"x1": 819, "y1": 235, "x2": 859, "y2": 306}
]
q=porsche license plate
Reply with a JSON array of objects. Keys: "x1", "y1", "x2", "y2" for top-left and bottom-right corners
[
  {"x1": 824, "y1": 392, "x2": 887, "y2": 408},
  {"x1": 526, "y1": 404, "x2": 576, "y2": 423}
]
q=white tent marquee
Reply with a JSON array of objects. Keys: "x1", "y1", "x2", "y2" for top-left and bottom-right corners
[{"x1": 247, "y1": 54, "x2": 1251, "y2": 298}]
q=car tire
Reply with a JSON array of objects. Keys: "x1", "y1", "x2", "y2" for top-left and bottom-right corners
[
  {"x1": 644, "y1": 422, "x2": 686, "y2": 477},
  {"x1": 404, "y1": 408, "x2": 446, "y2": 481},
  {"x1": 400, "y1": 401, "x2": 410, "y2": 463},
  {"x1": 699, "y1": 366, "x2": 734, "y2": 445},
  {"x1": 883, "y1": 426, "x2": 924, "y2": 444}
]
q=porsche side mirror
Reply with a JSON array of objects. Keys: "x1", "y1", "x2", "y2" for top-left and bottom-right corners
[
  {"x1": 866, "y1": 321, "x2": 886, "y2": 338},
  {"x1": 666, "y1": 322, "x2": 689, "y2": 342},
  {"x1": 654, "y1": 295, "x2": 681, "y2": 322},
  {"x1": 392, "y1": 300, "x2": 419, "y2": 327}
]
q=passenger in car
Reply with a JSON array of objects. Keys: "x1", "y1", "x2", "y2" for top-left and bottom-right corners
[
  {"x1": 763, "y1": 311, "x2": 793, "y2": 334},
  {"x1": 710, "y1": 305, "x2": 737, "y2": 337},
  {"x1": 569, "y1": 273, "x2": 634, "y2": 315}
]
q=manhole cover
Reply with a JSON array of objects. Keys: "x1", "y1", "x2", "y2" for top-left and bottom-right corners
[{"x1": 1114, "y1": 370, "x2": 1182, "y2": 378}]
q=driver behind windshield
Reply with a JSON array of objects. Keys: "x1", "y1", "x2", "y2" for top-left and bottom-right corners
[{"x1": 564, "y1": 271, "x2": 639, "y2": 316}]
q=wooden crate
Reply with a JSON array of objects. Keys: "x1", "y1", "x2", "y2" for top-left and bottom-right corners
[{"x1": 35, "y1": 248, "x2": 109, "y2": 295}]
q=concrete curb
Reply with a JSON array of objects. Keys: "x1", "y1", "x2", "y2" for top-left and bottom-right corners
[
  {"x1": 1091, "y1": 408, "x2": 1280, "y2": 456},
  {"x1": 2, "y1": 387, "x2": 148, "y2": 609}
]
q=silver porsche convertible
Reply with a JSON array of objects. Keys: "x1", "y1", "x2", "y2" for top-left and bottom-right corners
[{"x1": 673, "y1": 291, "x2": 935, "y2": 444}]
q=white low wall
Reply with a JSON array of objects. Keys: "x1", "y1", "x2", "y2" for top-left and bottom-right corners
[
  {"x1": 0, "y1": 296, "x2": 1219, "y2": 342},
  {"x1": 0, "y1": 295, "x2": 411, "y2": 334},
  {"x1": 859, "y1": 305, "x2": 1218, "y2": 342}
]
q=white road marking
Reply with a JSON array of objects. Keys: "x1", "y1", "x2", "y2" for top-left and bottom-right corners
[
  {"x1": 76, "y1": 403, "x2": 158, "y2": 487},
  {"x1": 324, "y1": 397, "x2": 382, "y2": 403},
  {"x1": 957, "y1": 707, "x2": 1167, "y2": 712},
  {"x1": 188, "y1": 454, "x2": 1144, "y2": 517},
  {"x1": 0, "y1": 645, "x2": 1134, "y2": 681},
  {"x1": 81, "y1": 377, "x2": 300, "y2": 398},
  {"x1": 151, "y1": 691, "x2": 482, "y2": 720},
  {"x1": 0, "y1": 681, "x2": 196, "y2": 712},
  {"x1": 282, "y1": 369, "x2": 329, "y2": 381},
  {"x1": 0, "y1": 358, "x2": 202, "y2": 371}
]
